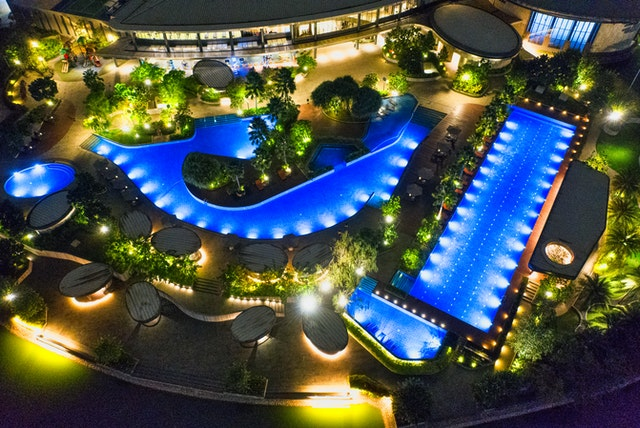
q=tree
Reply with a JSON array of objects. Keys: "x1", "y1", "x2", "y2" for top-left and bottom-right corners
[
  {"x1": 381, "y1": 195, "x2": 401, "y2": 220},
  {"x1": 130, "y1": 61, "x2": 165, "y2": 86},
  {"x1": 267, "y1": 96, "x2": 299, "y2": 131},
  {"x1": 289, "y1": 120, "x2": 313, "y2": 158},
  {"x1": 295, "y1": 50, "x2": 317, "y2": 74},
  {"x1": 83, "y1": 91, "x2": 113, "y2": 132},
  {"x1": 182, "y1": 152, "x2": 231, "y2": 190},
  {"x1": 158, "y1": 69, "x2": 187, "y2": 111},
  {"x1": 0, "y1": 199, "x2": 26, "y2": 236},
  {"x1": 602, "y1": 225, "x2": 640, "y2": 264},
  {"x1": 577, "y1": 274, "x2": 613, "y2": 313},
  {"x1": 611, "y1": 169, "x2": 640, "y2": 199},
  {"x1": 387, "y1": 71, "x2": 409, "y2": 94},
  {"x1": 273, "y1": 67, "x2": 296, "y2": 99},
  {"x1": 0, "y1": 239, "x2": 27, "y2": 277},
  {"x1": 361, "y1": 73, "x2": 379, "y2": 89},
  {"x1": 7, "y1": 285, "x2": 47, "y2": 325},
  {"x1": 398, "y1": 45, "x2": 424, "y2": 76},
  {"x1": 509, "y1": 300, "x2": 558, "y2": 362},
  {"x1": 351, "y1": 87, "x2": 382, "y2": 119},
  {"x1": 225, "y1": 77, "x2": 246, "y2": 109},
  {"x1": 332, "y1": 75, "x2": 359, "y2": 111},
  {"x1": 28, "y1": 77, "x2": 58, "y2": 101},
  {"x1": 251, "y1": 145, "x2": 272, "y2": 180},
  {"x1": 392, "y1": 378, "x2": 432, "y2": 426},
  {"x1": 327, "y1": 231, "x2": 378, "y2": 294},
  {"x1": 67, "y1": 172, "x2": 110, "y2": 225},
  {"x1": 473, "y1": 371, "x2": 534, "y2": 409},
  {"x1": 82, "y1": 69, "x2": 105, "y2": 93},
  {"x1": 245, "y1": 70, "x2": 266, "y2": 110},
  {"x1": 248, "y1": 116, "x2": 270, "y2": 147},
  {"x1": 608, "y1": 195, "x2": 640, "y2": 227},
  {"x1": 310, "y1": 80, "x2": 337, "y2": 109}
]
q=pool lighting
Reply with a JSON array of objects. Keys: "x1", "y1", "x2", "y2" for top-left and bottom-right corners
[{"x1": 299, "y1": 294, "x2": 318, "y2": 314}]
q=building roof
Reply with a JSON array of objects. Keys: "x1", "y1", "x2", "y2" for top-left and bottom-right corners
[
  {"x1": 529, "y1": 161, "x2": 609, "y2": 279},
  {"x1": 509, "y1": 0, "x2": 640, "y2": 23},
  {"x1": 151, "y1": 226, "x2": 201, "y2": 256},
  {"x1": 429, "y1": 4, "x2": 521, "y2": 59},
  {"x1": 110, "y1": 0, "x2": 398, "y2": 32}
]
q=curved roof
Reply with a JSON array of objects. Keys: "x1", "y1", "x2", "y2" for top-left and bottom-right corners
[
  {"x1": 111, "y1": 0, "x2": 398, "y2": 32},
  {"x1": 126, "y1": 281, "x2": 162, "y2": 324},
  {"x1": 429, "y1": 4, "x2": 521, "y2": 59},
  {"x1": 238, "y1": 244, "x2": 288, "y2": 273},
  {"x1": 151, "y1": 227, "x2": 201, "y2": 256},
  {"x1": 59, "y1": 263, "x2": 113, "y2": 298},
  {"x1": 302, "y1": 307, "x2": 348, "y2": 355},
  {"x1": 193, "y1": 60, "x2": 234, "y2": 90},
  {"x1": 509, "y1": 0, "x2": 640, "y2": 23},
  {"x1": 231, "y1": 305, "x2": 276, "y2": 343}
]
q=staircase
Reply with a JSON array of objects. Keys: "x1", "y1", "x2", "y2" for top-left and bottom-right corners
[
  {"x1": 412, "y1": 106, "x2": 446, "y2": 129},
  {"x1": 192, "y1": 277, "x2": 223, "y2": 295},
  {"x1": 522, "y1": 280, "x2": 541, "y2": 304},
  {"x1": 80, "y1": 134, "x2": 101, "y2": 152}
]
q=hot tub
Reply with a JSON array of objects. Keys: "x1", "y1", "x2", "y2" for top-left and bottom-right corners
[{"x1": 4, "y1": 163, "x2": 75, "y2": 198}]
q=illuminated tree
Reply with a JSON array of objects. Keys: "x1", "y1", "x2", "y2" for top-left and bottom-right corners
[
  {"x1": 387, "y1": 71, "x2": 409, "y2": 94},
  {"x1": 130, "y1": 61, "x2": 165, "y2": 86},
  {"x1": 273, "y1": 67, "x2": 296, "y2": 99},
  {"x1": 608, "y1": 195, "x2": 640, "y2": 227},
  {"x1": 289, "y1": 120, "x2": 313, "y2": 158},
  {"x1": 351, "y1": 87, "x2": 382, "y2": 119},
  {"x1": 327, "y1": 231, "x2": 378, "y2": 294},
  {"x1": 361, "y1": 73, "x2": 379, "y2": 89},
  {"x1": 295, "y1": 50, "x2": 317, "y2": 74},
  {"x1": 83, "y1": 69, "x2": 105, "y2": 93},
  {"x1": 225, "y1": 77, "x2": 247, "y2": 109},
  {"x1": 245, "y1": 70, "x2": 266, "y2": 110}
]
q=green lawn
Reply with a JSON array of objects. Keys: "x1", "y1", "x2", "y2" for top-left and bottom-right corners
[{"x1": 596, "y1": 122, "x2": 640, "y2": 172}]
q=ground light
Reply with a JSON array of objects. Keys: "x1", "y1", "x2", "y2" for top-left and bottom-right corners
[{"x1": 299, "y1": 294, "x2": 319, "y2": 314}]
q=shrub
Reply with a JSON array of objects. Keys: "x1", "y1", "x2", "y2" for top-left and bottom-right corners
[
  {"x1": 8, "y1": 286, "x2": 46, "y2": 326},
  {"x1": 94, "y1": 335, "x2": 126, "y2": 366},
  {"x1": 225, "y1": 361, "x2": 266, "y2": 396},
  {"x1": 182, "y1": 152, "x2": 231, "y2": 190}
]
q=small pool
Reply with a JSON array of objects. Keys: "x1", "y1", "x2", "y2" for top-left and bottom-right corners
[
  {"x1": 346, "y1": 288, "x2": 446, "y2": 360},
  {"x1": 4, "y1": 163, "x2": 75, "y2": 198},
  {"x1": 309, "y1": 144, "x2": 358, "y2": 171}
]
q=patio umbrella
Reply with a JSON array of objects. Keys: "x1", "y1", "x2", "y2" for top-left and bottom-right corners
[
  {"x1": 407, "y1": 183, "x2": 423, "y2": 198},
  {"x1": 418, "y1": 167, "x2": 434, "y2": 181}
]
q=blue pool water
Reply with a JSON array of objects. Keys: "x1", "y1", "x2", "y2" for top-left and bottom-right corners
[
  {"x1": 92, "y1": 95, "x2": 432, "y2": 239},
  {"x1": 4, "y1": 163, "x2": 75, "y2": 198},
  {"x1": 409, "y1": 107, "x2": 575, "y2": 332},
  {"x1": 308, "y1": 144, "x2": 358, "y2": 170},
  {"x1": 346, "y1": 287, "x2": 447, "y2": 360}
]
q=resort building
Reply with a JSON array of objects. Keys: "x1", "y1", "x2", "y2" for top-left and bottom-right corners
[{"x1": 6, "y1": 0, "x2": 640, "y2": 62}]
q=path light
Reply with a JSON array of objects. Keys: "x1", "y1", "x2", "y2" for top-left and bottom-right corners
[
  {"x1": 4, "y1": 293, "x2": 15, "y2": 302},
  {"x1": 355, "y1": 266, "x2": 364, "y2": 276},
  {"x1": 461, "y1": 72, "x2": 471, "y2": 81},
  {"x1": 385, "y1": 215, "x2": 394, "y2": 224},
  {"x1": 99, "y1": 225, "x2": 110, "y2": 234},
  {"x1": 608, "y1": 109, "x2": 623, "y2": 122},
  {"x1": 144, "y1": 79, "x2": 152, "y2": 86}
]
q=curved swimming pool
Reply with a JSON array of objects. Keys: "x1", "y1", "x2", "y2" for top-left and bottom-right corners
[{"x1": 4, "y1": 163, "x2": 76, "y2": 198}]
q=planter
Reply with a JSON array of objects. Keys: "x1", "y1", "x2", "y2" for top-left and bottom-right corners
[{"x1": 463, "y1": 167, "x2": 477, "y2": 176}]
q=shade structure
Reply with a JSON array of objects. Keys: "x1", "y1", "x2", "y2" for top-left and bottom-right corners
[
  {"x1": 292, "y1": 243, "x2": 332, "y2": 272},
  {"x1": 418, "y1": 167, "x2": 434, "y2": 181},
  {"x1": 27, "y1": 190, "x2": 74, "y2": 231},
  {"x1": 238, "y1": 243, "x2": 288, "y2": 273},
  {"x1": 151, "y1": 226, "x2": 201, "y2": 256},
  {"x1": 407, "y1": 183, "x2": 423, "y2": 198},
  {"x1": 59, "y1": 262, "x2": 113, "y2": 301},
  {"x1": 126, "y1": 281, "x2": 162, "y2": 325},
  {"x1": 193, "y1": 59, "x2": 234, "y2": 89},
  {"x1": 119, "y1": 210, "x2": 152, "y2": 239},
  {"x1": 302, "y1": 307, "x2": 348, "y2": 355},
  {"x1": 231, "y1": 305, "x2": 276, "y2": 345}
]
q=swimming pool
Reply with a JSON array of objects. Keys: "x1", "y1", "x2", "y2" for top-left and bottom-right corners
[
  {"x1": 308, "y1": 144, "x2": 358, "y2": 171},
  {"x1": 409, "y1": 107, "x2": 575, "y2": 332},
  {"x1": 92, "y1": 95, "x2": 434, "y2": 239},
  {"x1": 346, "y1": 287, "x2": 446, "y2": 360},
  {"x1": 4, "y1": 163, "x2": 75, "y2": 198}
]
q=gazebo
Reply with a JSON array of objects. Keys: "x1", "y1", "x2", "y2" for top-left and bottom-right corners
[
  {"x1": 231, "y1": 305, "x2": 277, "y2": 347},
  {"x1": 125, "y1": 281, "x2": 162, "y2": 326},
  {"x1": 302, "y1": 307, "x2": 349, "y2": 356},
  {"x1": 59, "y1": 263, "x2": 113, "y2": 302}
]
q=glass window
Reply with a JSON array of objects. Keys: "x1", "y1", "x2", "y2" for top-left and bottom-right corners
[
  {"x1": 527, "y1": 12, "x2": 553, "y2": 44},
  {"x1": 570, "y1": 21, "x2": 597, "y2": 50},
  {"x1": 549, "y1": 18, "x2": 574, "y2": 48}
]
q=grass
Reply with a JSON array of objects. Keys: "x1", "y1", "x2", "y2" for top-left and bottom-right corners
[{"x1": 597, "y1": 122, "x2": 640, "y2": 172}]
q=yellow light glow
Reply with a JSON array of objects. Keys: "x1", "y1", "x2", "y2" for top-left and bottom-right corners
[
  {"x1": 303, "y1": 333, "x2": 346, "y2": 361},
  {"x1": 30, "y1": 40, "x2": 39, "y2": 48},
  {"x1": 71, "y1": 291, "x2": 113, "y2": 308}
]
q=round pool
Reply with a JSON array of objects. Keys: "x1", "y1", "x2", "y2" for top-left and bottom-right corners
[{"x1": 4, "y1": 163, "x2": 76, "y2": 198}]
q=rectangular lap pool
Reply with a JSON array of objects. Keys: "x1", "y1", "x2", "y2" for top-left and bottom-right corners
[{"x1": 409, "y1": 107, "x2": 575, "y2": 333}]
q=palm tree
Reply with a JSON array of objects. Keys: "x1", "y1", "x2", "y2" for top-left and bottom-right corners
[
  {"x1": 602, "y1": 224, "x2": 640, "y2": 264},
  {"x1": 612, "y1": 169, "x2": 640, "y2": 199},
  {"x1": 248, "y1": 116, "x2": 270, "y2": 147},
  {"x1": 245, "y1": 70, "x2": 265, "y2": 110},
  {"x1": 577, "y1": 273, "x2": 613, "y2": 314},
  {"x1": 608, "y1": 195, "x2": 640, "y2": 227},
  {"x1": 273, "y1": 67, "x2": 296, "y2": 99}
]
